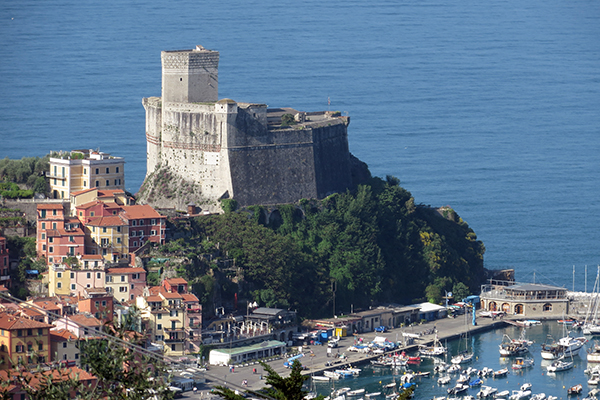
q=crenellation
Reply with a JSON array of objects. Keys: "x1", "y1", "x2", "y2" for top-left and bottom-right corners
[{"x1": 139, "y1": 45, "x2": 354, "y2": 212}]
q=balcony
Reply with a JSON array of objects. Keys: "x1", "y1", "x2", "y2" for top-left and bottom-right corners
[
  {"x1": 164, "y1": 336, "x2": 186, "y2": 343},
  {"x1": 99, "y1": 242, "x2": 112, "y2": 248},
  {"x1": 164, "y1": 326, "x2": 186, "y2": 333}
]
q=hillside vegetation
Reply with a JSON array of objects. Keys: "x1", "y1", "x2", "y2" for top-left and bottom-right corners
[{"x1": 155, "y1": 176, "x2": 485, "y2": 318}]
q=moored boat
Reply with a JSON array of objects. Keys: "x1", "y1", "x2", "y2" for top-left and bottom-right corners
[
  {"x1": 512, "y1": 357, "x2": 534, "y2": 370},
  {"x1": 493, "y1": 368, "x2": 508, "y2": 378},
  {"x1": 546, "y1": 356, "x2": 574, "y2": 372},
  {"x1": 567, "y1": 384, "x2": 583, "y2": 395}
]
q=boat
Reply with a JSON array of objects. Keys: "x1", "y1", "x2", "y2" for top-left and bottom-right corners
[
  {"x1": 476, "y1": 385, "x2": 497, "y2": 398},
  {"x1": 540, "y1": 335, "x2": 564, "y2": 360},
  {"x1": 418, "y1": 335, "x2": 448, "y2": 357},
  {"x1": 332, "y1": 387, "x2": 351, "y2": 397},
  {"x1": 365, "y1": 392, "x2": 381, "y2": 398},
  {"x1": 447, "y1": 383, "x2": 469, "y2": 395},
  {"x1": 556, "y1": 333, "x2": 587, "y2": 357},
  {"x1": 567, "y1": 384, "x2": 583, "y2": 395},
  {"x1": 312, "y1": 375, "x2": 331, "y2": 382},
  {"x1": 383, "y1": 382, "x2": 397, "y2": 389},
  {"x1": 559, "y1": 319, "x2": 576, "y2": 325},
  {"x1": 493, "y1": 368, "x2": 508, "y2": 378},
  {"x1": 496, "y1": 390, "x2": 510, "y2": 399},
  {"x1": 452, "y1": 313, "x2": 474, "y2": 365},
  {"x1": 469, "y1": 378, "x2": 483, "y2": 387},
  {"x1": 520, "y1": 383, "x2": 532, "y2": 392},
  {"x1": 324, "y1": 371, "x2": 342, "y2": 380},
  {"x1": 509, "y1": 389, "x2": 532, "y2": 400},
  {"x1": 346, "y1": 389, "x2": 366, "y2": 397},
  {"x1": 587, "y1": 342, "x2": 600, "y2": 363},
  {"x1": 588, "y1": 373, "x2": 600, "y2": 385},
  {"x1": 530, "y1": 394, "x2": 546, "y2": 400},
  {"x1": 546, "y1": 356, "x2": 574, "y2": 372},
  {"x1": 499, "y1": 333, "x2": 530, "y2": 357},
  {"x1": 512, "y1": 357, "x2": 534, "y2": 370},
  {"x1": 437, "y1": 375, "x2": 451, "y2": 385}
]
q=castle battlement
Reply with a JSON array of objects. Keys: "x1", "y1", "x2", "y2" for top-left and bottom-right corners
[{"x1": 139, "y1": 46, "x2": 354, "y2": 212}]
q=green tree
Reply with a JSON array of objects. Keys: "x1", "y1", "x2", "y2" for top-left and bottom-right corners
[
  {"x1": 452, "y1": 282, "x2": 470, "y2": 302},
  {"x1": 425, "y1": 284, "x2": 442, "y2": 304}
]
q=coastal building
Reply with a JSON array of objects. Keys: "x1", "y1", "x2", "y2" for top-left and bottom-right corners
[
  {"x1": 208, "y1": 340, "x2": 286, "y2": 366},
  {"x1": 140, "y1": 45, "x2": 354, "y2": 211},
  {"x1": 0, "y1": 236, "x2": 10, "y2": 290},
  {"x1": 49, "y1": 328, "x2": 80, "y2": 365},
  {"x1": 119, "y1": 205, "x2": 166, "y2": 252},
  {"x1": 0, "y1": 312, "x2": 53, "y2": 369},
  {"x1": 77, "y1": 288, "x2": 114, "y2": 323},
  {"x1": 70, "y1": 187, "x2": 131, "y2": 217},
  {"x1": 105, "y1": 267, "x2": 146, "y2": 303},
  {"x1": 136, "y1": 278, "x2": 201, "y2": 356},
  {"x1": 36, "y1": 204, "x2": 86, "y2": 264},
  {"x1": 479, "y1": 281, "x2": 569, "y2": 317},
  {"x1": 48, "y1": 149, "x2": 125, "y2": 199}
]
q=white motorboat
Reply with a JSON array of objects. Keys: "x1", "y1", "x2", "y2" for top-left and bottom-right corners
[
  {"x1": 520, "y1": 383, "x2": 532, "y2": 392},
  {"x1": 493, "y1": 368, "x2": 509, "y2": 378},
  {"x1": 365, "y1": 392, "x2": 381, "y2": 398},
  {"x1": 477, "y1": 385, "x2": 497, "y2": 398},
  {"x1": 419, "y1": 334, "x2": 448, "y2": 357},
  {"x1": 346, "y1": 389, "x2": 365, "y2": 397},
  {"x1": 512, "y1": 357, "x2": 534, "y2": 370},
  {"x1": 451, "y1": 352, "x2": 474, "y2": 365},
  {"x1": 589, "y1": 343, "x2": 600, "y2": 363},
  {"x1": 509, "y1": 390, "x2": 532, "y2": 400},
  {"x1": 447, "y1": 383, "x2": 469, "y2": 395},
  {"x1": 588, "y1": 373, "x2": 600, "y2": 385},
  {"x1": 530, "y1": 394, "x2": 545, "y2": 400},
  {"x1": 546, "y1": 357, "x2": 574, "y2": 372},
  {"x1": 557, "y1": 334, "x2": 587, "y2": 356},
  {"x1": 437, "y1": 375, "x2": 451, "y2": 385},
  {"x1": 496, "y1": 390, "x2": 510, "y2": 399}
]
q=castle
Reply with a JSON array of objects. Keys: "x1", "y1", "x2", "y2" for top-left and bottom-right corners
[{"x1": 139, "y1": 45, "x2": 358, "y2": 211}]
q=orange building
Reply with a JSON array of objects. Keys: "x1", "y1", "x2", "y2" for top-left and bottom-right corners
[{"x1": 0, "y1": 312, "x2": 53, "y2": 370}]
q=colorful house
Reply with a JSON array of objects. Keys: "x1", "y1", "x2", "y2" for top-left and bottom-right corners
[
  {"x1": 36, "y1": 204, "x2": 85, "y2": 264},
  {"x1": 0, "y1": 311, "x2": 53, "y2": 369},
  {"x1": 0, "y1": 236, "x2": 10, "y2": 290}
]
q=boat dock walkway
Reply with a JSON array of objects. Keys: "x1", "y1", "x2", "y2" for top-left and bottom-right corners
[{"x1": 202, "y1": 313, "x2": 509, "y2": 394}]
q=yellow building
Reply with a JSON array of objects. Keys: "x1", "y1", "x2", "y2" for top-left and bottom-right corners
[
  {"x1": 85, "y1": 216, "x2": 129, "y2": 263},
  {"x1": 47, "y1": 263, "x2": 72, "y2": 297},
  {"x1": 48, "y1": 149, "x2": 125, "y2": 199},
  {"x1": 0, "y1": 312, "x2": 53, "y2": 370}
]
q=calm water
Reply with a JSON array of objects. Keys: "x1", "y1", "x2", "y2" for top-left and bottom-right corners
[
  {"x1": 312, "y1": 322, "x2": 596, "y2": 399},
  {"x1": 1, "y1": 1, "x2": 600, "y2": 288}
]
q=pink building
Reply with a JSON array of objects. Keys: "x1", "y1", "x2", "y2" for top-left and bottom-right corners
[
  {"x1": 120, "y1": 205, "x2": 166, "y2": 252},
  {"x1": 36, "y1": 204, "x2": 85, "y2": 264},
  {"x1": 0, "y1": 236, "x2": 10, "y2": 290}
]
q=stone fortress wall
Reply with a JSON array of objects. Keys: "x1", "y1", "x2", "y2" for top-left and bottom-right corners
[{"x1": 141, "y1": 45, "x2": 353, "y2": 211}]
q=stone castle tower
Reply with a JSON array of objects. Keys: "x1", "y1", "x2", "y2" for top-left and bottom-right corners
[{"x1": 140, "y1": 45, "x2": 354, "y2": 211}]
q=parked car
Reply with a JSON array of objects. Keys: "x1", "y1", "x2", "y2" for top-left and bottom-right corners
[{"x1": 374, "y1": 326, "x2": 387, "y2": 333}]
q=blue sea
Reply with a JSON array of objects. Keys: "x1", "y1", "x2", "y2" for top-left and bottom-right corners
[{"x1": 1, "y1": 0, "x2": 599, "y2": 289}]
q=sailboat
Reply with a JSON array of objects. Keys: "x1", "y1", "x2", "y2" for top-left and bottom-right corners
[
  {"x1": 451, "y1": 312, "x2": 474, "y2": 364},
  {"x1": 583, "y1": 266, "x2": 600, "y2": 335},
  {"x1": 419, "y1": 334, "x2": 448, "y2": 357}
]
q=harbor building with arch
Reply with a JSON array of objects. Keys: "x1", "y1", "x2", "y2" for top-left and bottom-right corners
[{"x1": 479, "y1": 281, "x2": 568, "y2": 318}]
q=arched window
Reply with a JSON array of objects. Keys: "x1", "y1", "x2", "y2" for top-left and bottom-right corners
[
  {"x1": 543, "y1": 303, "x2": 552, "y2": 312},
  {"x1": 489, "y1": 301, "x2": 497, "y2": 311},
  {"x1": 514, "y1": 304, "x2": 524, "y2": 315}
]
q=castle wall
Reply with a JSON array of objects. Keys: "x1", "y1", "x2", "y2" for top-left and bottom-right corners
[
  {"x1": 312, "y1": 123, "x2": 352, "y2": 198},
  {"x1": 143, "y1": 97, "x2": 162, "y2": 175}
]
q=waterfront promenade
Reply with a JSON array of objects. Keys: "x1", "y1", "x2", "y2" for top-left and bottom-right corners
[{"x1": 190, "y1": 313, "x2": 507, "y2": 399}]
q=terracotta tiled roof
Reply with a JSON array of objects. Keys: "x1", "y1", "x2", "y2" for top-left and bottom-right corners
[
  {"x1": 182, "y1": 293, "x2": 199, "y2": 302},
  {"x1": 71, "y1": 188, "x2": 98, "y2": 196},
  {"x1": 69, "y1": 313, "x2": 102, "y2": 327},
  {"x1": 145, "y1": 295, "x2": 163, "y2": 302},
  {"x1": 37, "y1": 203, "x2": 64, "y2": 210},
  {"x1": 0, "y1": 312, "x2": 53, "y2": 330},
  {"x1": 161, "y1": 292, "x2": 183, "y2": 300},
  {"x1": 50, "y1": 328, "x2": 78, "y2": 341},
  {"x1": 107, "y1": 267, "x2": 145, "y2": 274},
  {"x1": 76, "y1": 200, "x2": 103, "y2": 210},
  {"x1": 20, "y1": 307, "x2": 44, "y2": 317},
  {"x1": 165, "y1": 277, "x2": 188, "y2": 285},
  {"x1": 120, "y1": 205, "x2": 164, "y2": 220},
  {"x1": 86, "y1": 216, "x2": 126, "y2": 227},
  {"x1": 80, "y1": 254, "x2": 104, "y2": 260}
]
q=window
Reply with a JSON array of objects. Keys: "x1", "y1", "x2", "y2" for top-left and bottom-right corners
[
  {"x1": 157, "y1": 324, "x2": 162, "y2": 330},
  {"x1": 38, "y1": 343, "x2": 43, "y2": 351},
  {"x1": 105, "y1": 180, "x2": 109, "y2": 186},
  {"x1": 139, "y1": 220, "x2": 144, "y2": 226},
  {"x1": 57, "y1": 272, "x2": 62, "y2": 278},
  {"x1": 75, "y1": 353, "x2": 79, "y2": 359},
  {"x1": 106, "y1": 167, "x2": 110, "y2": 174},
  {"x1": 116, "y1": 167, "x2": 119, "y2": 173},
  {"x1": 62, "y1": 167, "x2": 65, "y2": 177},
  {"x1": 69, "y1": 236, "x2": 74, "y2": 242},
  {"x1": 95, "y1": 181, "x2": 99, "y2": 187},
  {"x1": 117, "y1": 226, "x2": 121, "y2": 233},
  {"x1": 16, "y1": 344, "x2": 24, "y2": 352},
  {"x1": 41, "y1": 233, "x2": 46, "y2": 240},
  {"x1": 41, "y1": 222, "x2": 45, "y2": 229},
  {"x1": 95, "y1": 168, "x2": 99, "y2": 174},
  {"x1": 42, "y1": 244, "x2": 46, "y2": 251},
  {"x1": 132, "y1": 273, "x2": 139, "y2": 280},
  {"x1": 70, "y1": 272, "x2": 74, "y2": 279},
  {"x1": 157, "y1": 314, "x2": 162, "y2": 320},
  {"x1": 121, "y1": 275, "x2": 125, "y2": 282},
  {"x1": 49, "y1": 237, "x2": 54, "y2": 243},
  {"x1": 83, "y1": 180, "x2": 87, "y2": 187},
  {"x1": 97, "y1": 272, "x2": 101, "y2": 279},
  {"x1": 69, "y1": 247, "x2": 75, "y2": 256},
  {"x1": 139, "y1": 230, "x2": 143, "y2": 237},
  {"x1": 102, "y1": 249, "x2": 107, "y2": 256},
  {"x1": 57, "y1": 282, "x2": 62, "y2": 289},
  {"x1": 62, "y1": 342, "x2": 67, "y2": 348},
  {"x1": 133, "y1": 241, "x2": 138, "y2": 247},
  {"x1": 102, "y1": 300, "x2": 106, "y2": 306},
  {"x1": 131, "y1": 231, "x2": 136, "y2": 237},
  {"x1": 102, "y1": 227, "x2": 107, "y2": 233},
  {"x1": 71, "y1": 284, "x2": 76, "y2": 290},
  {"x1": 87, "y1": 272, "x2": 91, "y2": 279},
  {"x1": 84, "y1": 168, "x2": 87, "y2": 174},
  {"x1": 151, "y1": 219, "x2": 156, "y2": 225},
  {"x1": 38, "y1": 329, "x2": 43, "y2": 336},
  {"x1": 52, "y1": 222, "x2": 57, "y2": 229},
  {"x1": 17, "y1": 329, "x2": 23, "y2": 337},
  {"x1": 95, "y1": 301, "x2": 100, "y2": 307},
  {"x1": 151, "y1": 230, "x2": 156, "y2": 236},
  {"x1": 27, "y1": 343, "x2": 33, "y2": 352},
  {"x1": 119, "y1": 286, "x2": 127, "y2": 292},
  {"x1": 115, "y1": 179, "x2": 118, "y2": 185},
  {"x1": 116, "y1": 237, "x2": 121, "y2": 244},
  {"x1": 91, "y1": 212, "x2": 95, "y2": 218},
  {"x1": 132, "y1": 220, "x2": 137, "y2": 226},
  {"x1": 131, "y1": 284, "x2": 134, "y2": 289},
  {"x1": 49, "y1": 246, "x2": 53, "y2": 253}
]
